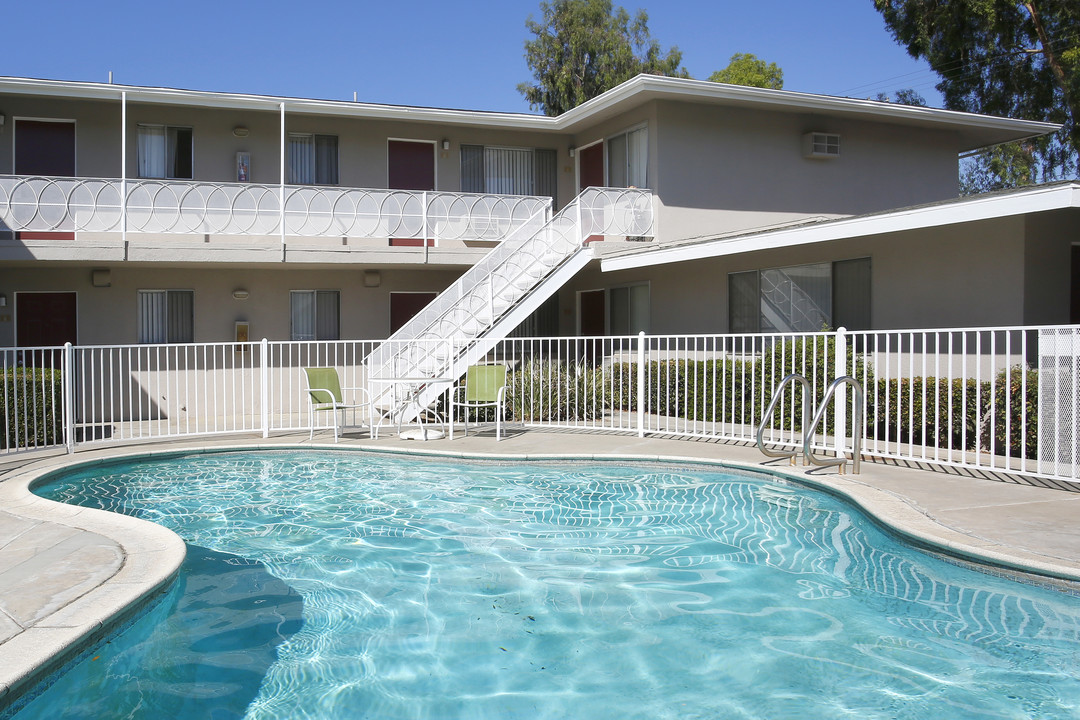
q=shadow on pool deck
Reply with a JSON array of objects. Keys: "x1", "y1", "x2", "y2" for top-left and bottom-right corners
[{"x1": 2, "y1": 428, "x2": 1080, "y2": 712}]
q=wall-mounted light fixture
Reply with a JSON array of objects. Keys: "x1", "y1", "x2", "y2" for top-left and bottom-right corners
[
  {"x1": 0, "y1": 113, "x2": 6, "y2": 128},
  {"x1": 232, "y1": 288, "x2": 250, "y2": 300},
  {"x1": 232, "y1": 126, "x2": 249, "y2": 138},
  {"x1": 0, "y1": 294, "x2": 6, "y2": 308},
  {"x1": 568, "y1": 146, "x2": 576, "y2": 158},
  {"x1": 91, "y1": 268, "x2": 111, "y2": 287},
  {"x1": 441, "y1": 139, "x2": 450, "y2": 151},
  {"x1": 363, "y1": 270, "x2": 381, "y2": 288}
]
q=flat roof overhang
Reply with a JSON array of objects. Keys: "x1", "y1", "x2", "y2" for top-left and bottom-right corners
[
  {"x1": 0, "y1": 75, "x2": 1059, "y2": 149},
  {"x1": 601, "y1": 182, "x2": 1080, "y2": 272}
]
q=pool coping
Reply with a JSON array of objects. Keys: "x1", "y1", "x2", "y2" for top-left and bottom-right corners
[{"x1": 2, "y1": 439, "x2": 1079, "y2": 712}]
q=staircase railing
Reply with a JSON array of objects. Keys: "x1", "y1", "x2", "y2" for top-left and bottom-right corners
[{"x1": 364, "y1": 187, "x2": 655, "y2": 413}]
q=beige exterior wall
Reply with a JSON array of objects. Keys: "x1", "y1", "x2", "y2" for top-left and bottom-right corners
[
  {"x1": 0, "y1": 264, "x2": 466, "y2": 346},
  {"x1": 648, "y1": 101, "x2": 960, "y2": 241},
  {"x1": 0, "y1": 94, "x2": 576, "y2": 202},
  {"x1": 565, "y1": 212, "x2": 1075, "y2": 334},
  {"x1": 1023, "y1": 209, "x2": 1075, "y2": 325}
]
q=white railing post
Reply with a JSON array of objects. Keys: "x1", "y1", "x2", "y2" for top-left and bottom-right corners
[
  {"x1": 279, "y1": 102, "x2": 286, "y2": 254},
  {"x1": 834, "y1": 327, "x2": 848, "y2": 458},
  {"x1": 63, "y1": 342, "x2": 75, "y2": 453},
  {"x1": 121, "y1": 91, "x2": 128, "y2": 258},
  {"x1": 637, "y1": 331, "x2": 646, "y2": 438},
  {"x1": 261, "y1": 337, "x2": 270, "y2": 438},
  {"x1": 423, "y1": 190, "x2": 429, "y2": 263}
]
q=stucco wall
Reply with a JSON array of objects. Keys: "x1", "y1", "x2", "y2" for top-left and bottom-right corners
[
  {"x1": 651, "y1": 101, "x2": 961, "y2": 241},
  {"x1": 1023, "y1": 209, "x2": 1076, "y2": 325},
  {"x1": 563, "y1": 215, "x2": 1053, "y2": 334},
  {"x1": 0, "y1": 264, "x2": 465, "y2": 346},
  {"x1": 0, "y1": 94, "x2": 576, "y2": 204}
]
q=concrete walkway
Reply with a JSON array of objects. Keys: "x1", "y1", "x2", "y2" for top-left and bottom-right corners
[{"x1": 2, "y1": 429, "x2": 1080, "y2": 711}]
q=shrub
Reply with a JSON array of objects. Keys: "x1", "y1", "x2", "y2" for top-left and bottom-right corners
[
  {"x1": 506, "y1": 359, "x2": 608, "y2": 422},
  {"x1": 1, "y1": 368, "x2": 64, "y2": 449}
]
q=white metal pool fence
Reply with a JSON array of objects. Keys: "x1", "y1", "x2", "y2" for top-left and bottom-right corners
[{"x1": 2, "y1": 325, "x2": 1077, "y2": 484}]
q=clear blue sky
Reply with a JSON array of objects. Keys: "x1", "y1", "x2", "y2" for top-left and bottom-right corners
[{"x1": 4, "y1": 0, "x2": 945, "y2": 112}]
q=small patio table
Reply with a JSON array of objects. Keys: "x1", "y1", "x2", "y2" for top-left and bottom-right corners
[{"x1": 370, "y1": 376, "x2": 453, "y2": 440}]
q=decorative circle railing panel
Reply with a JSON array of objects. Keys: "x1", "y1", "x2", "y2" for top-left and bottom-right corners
[{"x1": 0, "y1": 175, "x2": 553, "y2": 242}]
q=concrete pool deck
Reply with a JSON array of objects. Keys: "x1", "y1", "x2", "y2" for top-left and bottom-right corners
[{"x1": 2, "y1": 428, "x2": 1080, "y2": 710}]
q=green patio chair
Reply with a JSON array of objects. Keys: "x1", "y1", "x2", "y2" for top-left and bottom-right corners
[
  {"x1": 303, "y1": 367, "x2": 371, "y2": 442},
  {"x1": 449, "y1": 364, "x2": 508, "y2": 441}
]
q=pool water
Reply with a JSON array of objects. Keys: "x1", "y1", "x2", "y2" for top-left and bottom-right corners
[{"x1": 14, "y1": 450, "x2": 1080, "y2": 719}]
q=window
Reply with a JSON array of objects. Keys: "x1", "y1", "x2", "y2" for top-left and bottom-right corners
[
  {"x1": 137, "y1": 125, "x2": 193, "y2": 179},
  {"x1": 460, "y1": 145, "x2": 557, "y2": 200},
  {"x1": 803, "y1": 132, "x2": 841, "y2": 159},
  {"x1": 609, "y1": 283, "x2": 650, "y2": 335},
  {"x1": 291, "y1": 290, "x2": 340, "y2": 341},
  {"x1": 607, "y1": 126, "x2": 648, "y2": 188},
  {"x1": 729, "y1": 258, "x2": 870, "y2": 333},
  {"x1": 288, "y1": 134, "x2": 339, "y2": 185},
  {"x1": 138, "y1": 290, "x2": 193, "y2": 343}
]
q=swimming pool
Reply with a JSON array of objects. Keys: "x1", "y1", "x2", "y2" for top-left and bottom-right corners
[{"x1": 12, "y1": 449, "x2": 1080, "y2": 719}]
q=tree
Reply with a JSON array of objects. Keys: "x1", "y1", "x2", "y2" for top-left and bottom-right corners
[
  {"x1": 874, "y1": 0, "x2": 1080, "y2": 192},
  {"x1": 708, "y1": 53, "x2": 784, "y2": 90},
  {"x1": 519, "y1": 0, "x2": 688, "y2": 116},
  {"x1": 873, "y1": 88, "x2": 927, "y2": 106}
]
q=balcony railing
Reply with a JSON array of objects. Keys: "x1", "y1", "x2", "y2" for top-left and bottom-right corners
[{"x1": 0, "y1": 175, "x2": 552, "y2": 241}]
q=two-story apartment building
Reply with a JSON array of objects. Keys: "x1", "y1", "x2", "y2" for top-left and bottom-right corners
[{"x1": 0, "y1": 74, "x2": 1070, "y2": 351}]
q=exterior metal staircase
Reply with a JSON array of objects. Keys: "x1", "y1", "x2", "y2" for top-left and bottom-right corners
[{"x1": 365, "y1": 187, "x2": 655, "y2": 416}]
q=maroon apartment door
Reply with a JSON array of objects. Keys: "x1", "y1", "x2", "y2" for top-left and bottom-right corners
[
  {"x1": 578, "y1": 143, "x2": 605, "y2": 243},
  {"x1": 390, "y1": 292, "x2": 437, "y2": 334},
  {"x1": 16, "y1": 292, "x2": 77, "y2": 367},
  {"x1": 15, "y1": 120, "x2": 76, "y2": 241},
  {"x1": 388, "y1": 140, "x2": 435, "y2": 247}
]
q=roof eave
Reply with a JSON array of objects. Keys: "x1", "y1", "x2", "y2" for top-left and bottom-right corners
[{"x1": 601, "y1": 182, "x2": 1080, "y2": 272}]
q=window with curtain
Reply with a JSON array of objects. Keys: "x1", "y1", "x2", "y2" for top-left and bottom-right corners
[
  {"x1": 607, "y1": 126, "x2": 648, "y2": 188},
  {"x1": 137, "y1": 125, "x2": 193, "y2": 179},
  {"x1": 288, "y1": 134, "x2": 339, "y2": 185},
  {"x1": 729, "y1": 258, "x2": 871, "y2": 333},
  {"x1": 460, "y1": 145, "x2": 557, "y2": 202},
  {"x1": 291, "y1": 290, "x2": 340, "y2": 341},
  {"x1": 137, "y1": 290, "x2": 194, "y2": 343}
]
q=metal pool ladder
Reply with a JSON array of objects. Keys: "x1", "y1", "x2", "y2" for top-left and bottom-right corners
[{"x1": 756, "y1": 374, "x2": 864, "y2": 474}]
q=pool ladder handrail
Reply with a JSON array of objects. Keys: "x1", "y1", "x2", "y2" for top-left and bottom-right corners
[
  {"x1": 803, "y1": 376, "x2": 863, "y2": 475},
  {"x1": 755, "y1": 373, "x2": 812, "y2": 466},
  {"x1": 756, "y1": 374, "x2": 864, "y2": 474}
]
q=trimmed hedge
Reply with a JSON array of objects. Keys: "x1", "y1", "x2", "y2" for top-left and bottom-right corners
[
  {"x1": 2, "y1": 368, "x2": 64, "y2": 449},
  {"x1": 870, "y1": 366, "x2": 1038, "y2": 459}
]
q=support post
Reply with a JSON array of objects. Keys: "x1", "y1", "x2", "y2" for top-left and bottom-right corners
[
  {"x1": 279, "y1": 102, "x2": 286, "y2": 260},
  {"x1": 637, "y1": 331, "x2": 646, "y2": 438},
  {"x1": 63, "y1": 342, "x2": 75, "y2": 453},
  {"x1": 121, "y1": 91, "x2": 127, "y2": 259},
  {"x1": 422, "y1": 190, "x2": 429, "y2": 263},
  {"x1": 261, "y1": 337, "x2": 270, "y2": 439},
  {"x1": 834, "y1": 327, "x2": 848, "y2": 458}
]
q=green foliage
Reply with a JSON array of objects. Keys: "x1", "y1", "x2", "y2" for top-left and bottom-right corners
[
  {"x1": 960, "y1": 143, "x2": 1045, "y2": 195},
  {"x1": 869, "y1": 366, "x2": 1038, "y2": 459},
  {"x1": 2, "y1": 368, "x2": 63, "y2": 449},
  {"x1": 873, "y1": 88, "x2": 927, "y2": 106},
  {"x1": 518, "y1": 0, "x2": 688, "y2": 116},
  {"x1": 874, "y1": 0, "x2": 1080, "y2": 189},
  {"x1": 708, "y1": 53, "x2": 783, "y2": 90},
  {"x1": 506, "y1": 359, "x2": 609, "y2": 421}
]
